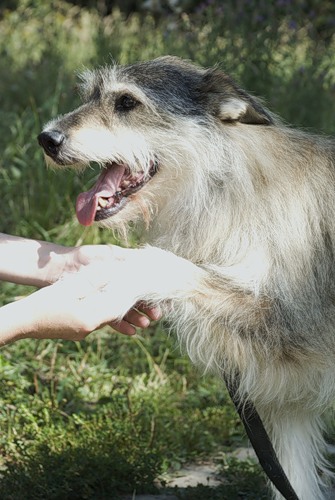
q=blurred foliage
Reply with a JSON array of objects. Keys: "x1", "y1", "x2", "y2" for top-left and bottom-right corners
[{"x1": 0, "y1": 0, "x2": 334, "y2": 240}]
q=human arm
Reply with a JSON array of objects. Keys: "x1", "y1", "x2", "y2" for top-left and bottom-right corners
[
  {"x1": 0, "y1": 233, "x2": 76, "y2": 287},
  {"x1": 0, "y1": 270, "x2": 141, "y2": 345},
  {"x1": 0, "y1": 255, "x2": 162, "y2": 346},
  {"x1": 0, "y1": 234, "x2": 161, "y2": 341}
]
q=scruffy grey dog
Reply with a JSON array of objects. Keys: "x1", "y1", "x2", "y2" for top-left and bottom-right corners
[{"x1": 38, "y1": 56, "x2": 335, "y2": 499}]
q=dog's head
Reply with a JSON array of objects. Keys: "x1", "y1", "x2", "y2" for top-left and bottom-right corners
[{"x1": 38, "y1": 56, "x2": 272, "y2": 229}]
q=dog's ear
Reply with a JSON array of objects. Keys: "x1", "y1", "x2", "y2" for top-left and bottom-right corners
[
  {"x1": 199, "y1": 68, "x2": 273, "y2": 125},
  {"x1": 218, "y1": 97, "x2": 272, "y2": 125}
]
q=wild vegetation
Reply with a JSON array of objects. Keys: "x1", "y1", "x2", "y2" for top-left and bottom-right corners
[{"x1": 0, "y1": 1, "x2": 334, "y2": 498}]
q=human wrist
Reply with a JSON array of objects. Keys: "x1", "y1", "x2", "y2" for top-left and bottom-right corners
[
  {"x1": 61, "y1": 244, "x2": 116, "y2": 275},
  {"x1": 0, "y1": 294, "x2": 39, "y2": 345},
  {"x1": 0, "y1": 234, "x2": 76, "y2": 288},
  {"x1": 42, "y1": 245, "x2": 76, "y2": 285}
]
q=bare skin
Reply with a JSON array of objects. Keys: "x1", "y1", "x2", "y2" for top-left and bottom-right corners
[{"x1": 0, "y1": 234, "x2": 161, "y2": 345}]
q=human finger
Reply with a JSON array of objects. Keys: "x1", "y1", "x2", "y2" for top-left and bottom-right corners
[
  {"x1": 136, "y1": 303, "x2": 162, "y2": 321},
  {"x1": 108, "y1": 319, "x2": 137, "y2": 336},
  {"x1": 123, "y1": 309, "x2": 151, "y2": 328}
]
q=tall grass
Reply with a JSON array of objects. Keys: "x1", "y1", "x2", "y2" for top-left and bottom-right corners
[{"x1": 0, "y1": 1, "x2": 334, "y2": 497}]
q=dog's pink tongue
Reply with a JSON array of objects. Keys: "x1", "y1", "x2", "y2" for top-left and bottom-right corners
[{"x1": 76, "y1": 164, "x2": 126, "y2": 226}]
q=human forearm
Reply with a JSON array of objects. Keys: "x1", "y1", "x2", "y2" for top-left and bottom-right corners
[
  {"x1": 0, "y1": 242, "x2": 162, "y2": 345},
  {"x1": 0, "y1": 233, "x2": 73, "y2": 287},
  {"x1": 0, "y1": 274, "x2": 119, "y2": 345},
  {"x1": 0, "y1": 294, "x2": 40, "y2": 345}
]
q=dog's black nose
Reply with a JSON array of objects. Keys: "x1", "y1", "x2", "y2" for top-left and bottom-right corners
[{"x1": 38, "y1": 130, "x2": 65, "y2": 157}]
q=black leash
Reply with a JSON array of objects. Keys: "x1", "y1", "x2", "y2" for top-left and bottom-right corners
[{"x1": 223, "y1": 372, "x2": 300, "y2": 500}]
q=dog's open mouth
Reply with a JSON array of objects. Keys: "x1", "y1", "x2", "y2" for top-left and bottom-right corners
[{"x1": 75, "y1": 161, "x2": 158, "y2": 226}]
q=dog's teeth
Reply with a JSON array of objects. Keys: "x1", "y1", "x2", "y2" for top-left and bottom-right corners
[{"x1": 98, "y1": 197, "x2": 109, "y2": 208}]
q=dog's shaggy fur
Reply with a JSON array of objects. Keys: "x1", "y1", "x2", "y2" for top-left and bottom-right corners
[{"x1": 38, "y1": 56, "x2": 335, "y2": 499}]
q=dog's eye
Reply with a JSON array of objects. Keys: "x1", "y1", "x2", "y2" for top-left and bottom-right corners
[{"x1": 115, "y1": 94, "x2": 139, "y2": 112}]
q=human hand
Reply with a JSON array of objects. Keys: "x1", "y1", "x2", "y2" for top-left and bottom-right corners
[
  {"x1": 0, "y1": 245, "x2": 162, "y2": 345},
  {"x1": 113, "y1": 303, "x2": 162, "y2": 335},
  {"x1": 59, "y1": 244, "x2": 161, "y2": 336},
  {"x1": 7, "y1": 266, "x2": 159, "y2": 343},
  {"x1": 3, "y1": 242, "x2": 199, "y2": 345}
]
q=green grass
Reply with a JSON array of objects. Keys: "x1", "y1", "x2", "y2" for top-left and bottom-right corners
[
  {"x1": 0, "y1": 329, "x2": 253, "y2": 499},
  {"x1": 0, "y1": 0, "x2": 335, "y2": 498}
]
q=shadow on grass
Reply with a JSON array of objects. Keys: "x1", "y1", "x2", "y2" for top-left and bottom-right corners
[
  {"x1": 0, "y1": 450, "x2": 269, "y2": 500},
  {"x1": 164, "y1": 458, "x2": 268, "y2": 500},
  {"x1": 0, "y1": 443, "x2": 160, "y2": 500},
  {"x1": 167, "y1": 484, "x2": 268, "y2": 500}
]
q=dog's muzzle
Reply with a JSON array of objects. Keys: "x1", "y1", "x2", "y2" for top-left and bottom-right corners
[{"x1": 38, "y1": 130, "x2": 65, "y2": 160}]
